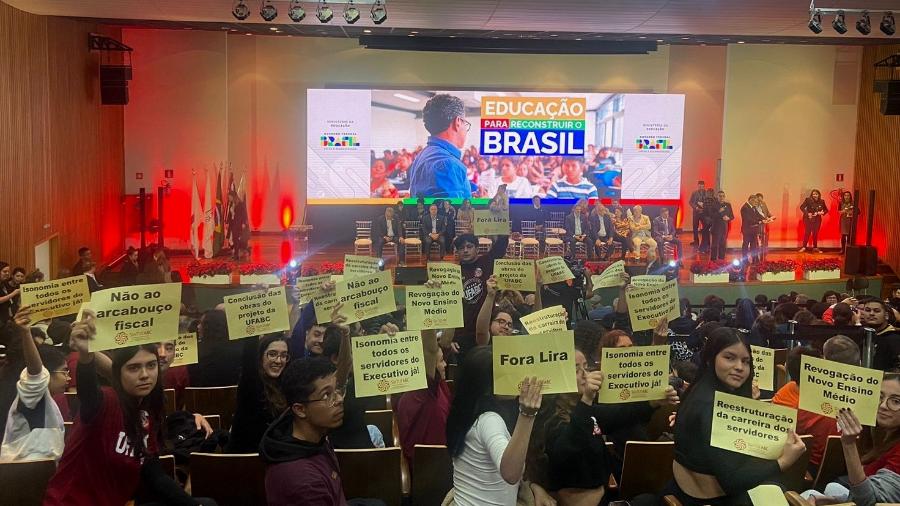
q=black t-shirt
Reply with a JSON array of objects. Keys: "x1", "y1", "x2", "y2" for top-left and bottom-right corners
[{"x1": 456, "y1": 237, "x2": 510, "y2": 354}]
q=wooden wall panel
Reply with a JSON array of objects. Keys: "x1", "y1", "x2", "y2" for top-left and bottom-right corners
[
  {"x1": 853, "y1": 44, "x2": 900, "y2": 275},
  {"x1": 0, "y1": 1, "x2": 124, "y2": 272}
]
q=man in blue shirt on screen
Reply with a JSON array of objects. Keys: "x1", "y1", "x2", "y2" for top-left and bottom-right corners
[{"x1": 408, "y1": 94, "x2": 473, "y2": 199}]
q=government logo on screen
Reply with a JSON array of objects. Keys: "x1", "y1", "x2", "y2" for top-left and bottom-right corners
[
  {"x1": 479, "y1": 96, "x2": 586, "y2": 156},
  {"x1": 320, "y1": 134, "x2": 360, "y2": 148}
]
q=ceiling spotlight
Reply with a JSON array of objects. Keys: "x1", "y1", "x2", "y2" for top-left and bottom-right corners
[
  {"x1": 288, "y1": 0, "x2": 306, "y2": 22},
  {"x1": 881, "y1": 12, "x2": 896, "y2": 36},
  {"x1": 260, "y1": 0, "x2": 278, "y2": 22},
  {"x1": 856, "y1": 11, "x2": 871, "y2": 35},
  {"x1": 808, "y1": 9, "x2": 823, "y2": 34},
  {"x1": 232, "y1": 0, "x2": 251, "y2": 20},
  {"x1": 832, "y1": 10, "x2": 847, "y2": 34},
  {"x1": 316, "y1": 1, "x2": 334, "y2": 23},
  {"x1": 371, "y1": 0, "x2": 388, "y2": 24},
  {"x1": 343, "y1": 0, "x2": 361, "y2": 24}
]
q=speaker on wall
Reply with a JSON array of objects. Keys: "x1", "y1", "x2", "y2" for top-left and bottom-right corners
[
  {"x1": 845, "y1": 245, "x2": 878, "y2": 276},
  {"x1": 880, "y1": 81, "x2": 900, "y2": 115},
  {"x1": 100, "y1": 64, "x2": 132, "y2": 105}
]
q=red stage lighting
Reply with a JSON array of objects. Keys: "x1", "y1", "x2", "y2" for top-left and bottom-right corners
[{"x1": 280, "y1": 203, "x2": 294, "y2": 230}]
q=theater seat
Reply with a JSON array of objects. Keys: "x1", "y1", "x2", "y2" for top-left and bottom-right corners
[
  {"x1": 411, "y1": 445, "x2": 452, "y2": 506},
  {"x1": 364, "y1": 409, "x2": 398, "y2": 447},
  {"x1": 0, "y1": 458, "x2": 56, "y2": 506},
  {"x1": 182, "y1": 386, "x2": 238, "y2": 430},
  {"x1": 618, "y1": 441, "x2": 674, "y2": 499},
  {"x1": 781, "y1": 435, "x2": 814, "y2": 492},
  {"x1": 189, "y1": 452, "x2": 266, "y2": 506},
  {"x1": 164, "y1": 388, "x2": 177, "y2": 413},
  {"x1": 336, "y1": 447, "x2": 403, "y2": 506},
  {"x1": 812, "y1": 436, "x2": 846, "y2": 492}
]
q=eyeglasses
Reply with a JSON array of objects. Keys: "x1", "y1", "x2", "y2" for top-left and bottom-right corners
[
  {"x1": 265, "y1": 350, "x2": 290, "y2": 362},
  {"x1": 458, "y1": 117, "x2": 471, "y2": 132},
  {"x1": 300, "y1": 388, "x2": 345, "y2": 408},
  {"x1": 880, "y1": 394, "x2": 900, "y2": 411},
  {"x1": 492, "y1": 318, "x2": 513, "y2": 328},
  {"x1": 52, "y1": 368, "x2": 71, "y2": 377}
]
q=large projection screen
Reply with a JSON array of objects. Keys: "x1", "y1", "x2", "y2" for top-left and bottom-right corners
[{"x1": 307, "y1": 89, "x2": 684, "y2": 202}]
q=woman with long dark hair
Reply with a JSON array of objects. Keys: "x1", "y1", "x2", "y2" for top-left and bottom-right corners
[
  {"x1": 839, "y1": 191, "x2": 857, "y2": 254},
  {"x1": 224, "y1": 333, "x2": 289, "y2": 453},
  {"x1": 799, "y1": 189, "x2": 828, "y2": 253},
  {"x1": 445, "y1": 346, "x2": 546, "y2": 505},
  {"x1": 668, "y1": 327, "x2": 806, "y2": 505},
  {"x1": 44, "y1": 312, "x2": 213, "y2": 505},
  {"x1": 0, "y1": 262, "x2": 19, "y2": 324}
]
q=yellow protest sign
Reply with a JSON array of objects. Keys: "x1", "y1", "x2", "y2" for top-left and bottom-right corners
[
  {"x1": 711, "y1": 391, "x2": 797, "y2": 460},
  {"x1": 494, "y1": 259, "x2": 536, "y2": 291},
  {"x1": 85, "y1": 283, "x2": 182, "y2": 352},
  {"x1": 351, "y1": 331, "x2": 428, "y2": 398},
  {"x1": 598, "y1": 345, "x2": 670, "y2": 403},
  {"x1": 590, "y1": 261, "x2": 626, "y2": 288},
  {"x1": 297, "y1": 274, "x2": 331, "y2": 305},
  {"x1": 536, "y1": 256, "x2": 575, "y2": 284},
  {"x1": 406, "y1": 285, "x2": 463, "y2": 331},
  {"x1": 520, "y1": 305, "x2": 568, "y2": 335},
  {"x1": 20, "y1": 275, "x2": 91, "y2": 320},
  {"x1": 223, "y1": 286, "x2": 291, "y2": 340},
  {"x1": 335, "y1": 270, "x2": 396, "y2": 324},
  {"x1": 313, "y1": 291, "x2": 339, "y2": 324},
  {"x1": 748, "y1": 485, "x2": 790, "y2": 506},
  {"x1": 473, "y1": 209, "x2": 510, "y2": 236},
  {"x1": 631, "y1": 275, "x2": 666, "y2": 287},
  {"x1": 751, "y1": 346, "x2": 775, "y2": 391},
  {"x1": 799, "y1": 355, "x2": 883, "y2": 426},
  {"x1": 492, "y1": 330, "x2": 577, "y2": 395},
  {"x1": 170, "y1": 333, "x2": 199, "y2": 367},
  {"x1": 344, "y1": 254, "x2": 382, "y2": 279},
  {"x1": 427, "y1": 262, "x2": 462, "y2": 289},
  {"x1": 625, "y1": 279, "x2": 680, "y2": 331}
]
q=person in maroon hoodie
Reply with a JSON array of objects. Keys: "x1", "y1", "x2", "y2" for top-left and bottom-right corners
[{"x1": 260, "y1": 357, "x2": 385, "y2": 506}]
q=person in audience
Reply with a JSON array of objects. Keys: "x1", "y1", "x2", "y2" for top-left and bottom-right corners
[
  {"x1": 0, "y1": 306, "x2": 68, "y2": 461},
  {"x1": 71, "y1": 247, "x2": 92, "y2": 276},
  {"x1": 156, "y1": 340, "x2": 189, "y2": 399},
  {"x1": 595, "y1": 329, "x2": 634, "y2": 360},
  {"x1": 732, "y1": 298, "x2": 757, "y2": 332},
  {"x1": 476, "y1": 275, "x2": 530, "y2": 344},
  {"x1": 0, "y1": 262, "x2": 19, "y2": 324},
  {"x1": 589, "y1": 200, "x2": 615, "y2": 260},
  {"x1": 407, "y1": 94, "x2": 472, "y2": 198},
  {"x1": 540, "y1": 346, "x2": 679, "y2": 505},
  {"x1": 862, "y1": 299, "x2": 900, "y2": 371},
  {"x1": 653, "y1": 207, "x2": 681, "y2": 261},
  {"x1": 828, "y1": 302, "x2": 857, "y2": 326},
  {"x1": 565, "y1": 199, "x2": 593, "y2": 259},
  {"x1": 740, "y1": 195, "x2": 765, "y2": 264},
  {"x1": 188, "y1": 309, "x2": 243, "y2": 387},
  {"x1": 421, "y1": 203, "x2": 447, "y2": 260},
  {"x1": 748, "y1": 313, "x2": 776, "y2": 347},
  {"x1": 689, "y1": 181, "x2": 707, "y2": 247},
  {"x1": 710, "y1": 190, "x2": 734, "y2": 262},
  {"x1": 259, "y1": 357, "x2": 352, "y2": 505},
  {"x1": 289, "y1": 289, "x2": 329, "y2": 360},
  {"x1": 546, "y1": 157, "x2": 598, "y2": 199},
  {"x1": 453, "y1": 232, "x2": 510, "y2": 358},
  {"x1": 629, "y1": 205, "x2": 657, "y2": 261},
  {"x1": 822, "y1": 290, "x2": 841, "y2": 305},
  {"x1": 669, "y1": 327, "x2": 807, "y2": 505},
  {"x1": 610, "y1": 206, "x2": 631, "y2": 261},
  {"x1": 5, "y1": 267, "x2": 25, "y2": 315},
  {"x1": 25, "y1": 269, "x2": 45, "y2": 284},
  {"x1": 445, "y1": 345, "x2": 546, "y2": 505},
  {"x1": 495, "y1": 157, "x2": 533, "y2": 198},
  {"x1": 226, "y1": 333, "x2": 289, "y2": 453},
  {"x1": 799, "y1": 189, "x2": 828, "y2": 253},
  {"x1": 44, "y1": 311, "x2": 215, "y2": 506},
  {"x1": 802, "y1": 374, "x2": 900, "y2": 504},
  {"x1": 120, "y1": 247, "x2": 141, "y2": 285},
  {"x1": 83, "y1": 261, "x2": 103, "y2": 292},
  {"x1": 371, "y1": 206, "x2": 405, "y2": 264}
]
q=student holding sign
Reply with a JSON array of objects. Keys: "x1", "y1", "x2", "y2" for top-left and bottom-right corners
[
  {"x1": 476, "y1": 274, "x2": 542, "y2": 344},
  {"x1": 452, "y1": 232, "x2": 509, "y2": 357},
  {"x1": 670, "y1": 328, "x2": 807, "y2": 505},
  {"x1": 445, "y1": 346, "x2": 552, "y2": 506}
]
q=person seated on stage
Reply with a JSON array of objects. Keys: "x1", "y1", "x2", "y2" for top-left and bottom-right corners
[
  {"x1": 420, "y1": 203, "x2": 447, "y2": 260},
  {"x1": 371, "y1": 206, "x2": 405, "y2": 263},
  {"x1": 610, "y1": 206, "x2": 631, "y2": 261},
  {"x1": 589, "y1": 200, "x2": 615, "y2": 260},
  {"x1": 652, "y1": 207, "x2": 681, "y2": 260},
  {"x1": 628, "y1": 205, "x2": 657, "y2": 261},
  {"x1": 564, "y1": 199, "x2": 593, "y2": 259},
  {"x1": 546, "y1": 157, "x2": 598, "y2": 200}
]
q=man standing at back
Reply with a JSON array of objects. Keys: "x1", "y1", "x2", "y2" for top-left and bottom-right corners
[{"x1": 408, "y1": 94, "x2": 473, "y2": 199}]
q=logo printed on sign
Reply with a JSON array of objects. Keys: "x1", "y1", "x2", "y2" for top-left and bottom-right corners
[
  {"x1": 115, "y1": 332, "x2": 129, "y2": 345},
  {"x1": 821, "y1": 402, "x2": 834, "y2": 414},
  {"x1": 635, "y1": 137, "x2": 676, "y2": 150},
  {"x1": 423, "y1": 318, "x2": 433, "y2": 327},
  {"x1": 619, "y1": 389, "x2": 631, "y2": 401},
  {"x1": 320, "y1": 134, "x2": 360, "y2": 147},
  {"x1": 734, "y1": 439, "x2": 748, "y2": 451},
  {"x1": 246, "y1": 325, "x2": 256, "y2": 335},
  {"x1": 377, "y1": 379, "x2": 390, "y2": 392}
]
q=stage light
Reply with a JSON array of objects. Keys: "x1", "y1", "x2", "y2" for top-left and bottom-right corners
[
  {"x1": 377, "y1": 259, "x2": 386, "y2": 270},
  {"x1": 288, "y1": 0, "x2": 306, "y2": 22},
  {"x1": 316, "y1": 1, "x2": 334, "y2": 23},
  {"x1": 832, "y1": 11, "x2": 848, "y2": 34},
  {"x1": 232, "y1": 0, "x2": 251, "y2": 20},
  {"x1": 260, "y1": 0, "x2": 278, "y2": 21},
  {"x1": 371, "y1": 0, "x2": 388, "y2": 24},
  {"x1": 668, "y1": 260, "x2": 677, "y2": 268},
  {"x1": 856, "y1": 11, "x2": 871, "y2": 35},
  {"x1": 809, "y1": 10, "x2": 823, "y2": 33},
  {"x1": 731, "y1": 259, "x2": 741, "y2": 267},
  {"x1": 343, "y1": 0, "x2": 361, "y2": 24},
  {"x1": 288, "y1": 259, "x2": 298, "y2": 268},
  {"x1": 881, "y1": 12, "x2": 896, "y2": 36}
]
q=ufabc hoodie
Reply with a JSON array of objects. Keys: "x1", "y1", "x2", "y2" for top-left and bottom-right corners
[{"x1": 259, "y1": 410, "x2": 347, "y2": 506}]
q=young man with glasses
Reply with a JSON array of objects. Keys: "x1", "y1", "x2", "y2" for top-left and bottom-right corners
[{"x1": 407, "y1": 94, "x2": 473, "y2": 199}]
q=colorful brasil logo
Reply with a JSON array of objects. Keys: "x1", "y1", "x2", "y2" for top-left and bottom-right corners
[
  {"x1": 320, "y1": 135, "x2": 360, "y2": 147},
  {"x1": 635, "y1": 137, "x2": 675, "y2": 150},
  {"x1": 480, "y1": 96, "x2": 586, "y2": 156}
]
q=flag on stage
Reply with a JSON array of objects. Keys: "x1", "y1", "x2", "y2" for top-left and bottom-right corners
[
  {"x1": 224, "y1": 171, "x2": 236, "y2": 248},
  {"x1": 213, "y1": 168, "x2": 225, "y2": 255},
  {"x1": 202, "y1": 168, "x2": 214, "y2": 258},
  {"x1": 190, "y1": 172, "x2": 202, "y2": 259}
]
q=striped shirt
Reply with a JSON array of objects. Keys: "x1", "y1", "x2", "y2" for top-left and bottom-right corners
[{"x1": 546, "y1": 178, "x2": 598, "y2": 199}]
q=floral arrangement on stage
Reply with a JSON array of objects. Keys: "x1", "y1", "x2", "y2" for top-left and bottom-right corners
[
  {"x1": 752, "y1": 259, "x2": 797, "y2": 282},
  {"x1": 238, "y1": 262, "x2": 281, "y2": 275},
  {"x1": 186, "y1": 261, "x2": 233, "y2": 278},
  {"x1": 301, "y1": 262, "x2": 344, "y2": 276},
  {"x1": 803, "y1": 257, "x2": 842, "y2": 280},
  {"x1": 187, "y1": 260, "x2": 283, "y2": 285},
  {"x1": 689, "y1": 260, "x2": 731, "y2": 284}
]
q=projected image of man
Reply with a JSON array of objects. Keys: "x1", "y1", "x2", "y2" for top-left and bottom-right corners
[{"x1": 408, "y1": 94, "x2": 473, "y2": 198}]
